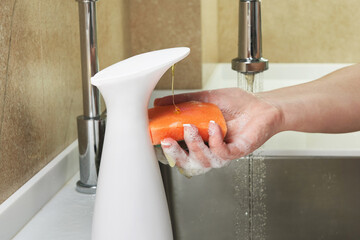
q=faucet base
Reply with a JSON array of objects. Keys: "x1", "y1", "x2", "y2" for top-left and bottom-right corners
[
  {"x1": 76, "y1": 180, "x2": 97, "y2": 194},
  {"x1": 232, "y1": 57, "x2": 268, "y2": 74},
  {"x1": 76, "y1": 115, "x2": 105, "y2": 194}
]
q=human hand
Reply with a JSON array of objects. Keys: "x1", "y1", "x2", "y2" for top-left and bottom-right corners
[{"x1": 154, "y1": 88, "x2": 283, "y2": 177}]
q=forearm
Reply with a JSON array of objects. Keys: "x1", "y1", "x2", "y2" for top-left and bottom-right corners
[{"x1": 257, "y1": 64, "x2": 360, "y2": 133}]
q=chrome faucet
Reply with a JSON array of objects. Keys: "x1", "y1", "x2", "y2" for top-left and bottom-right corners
[
  {"x1": 232, "y1": 0, "x2": 268, "y2": 74},
  {"x1": 75, "y1": 0, "x2": 105, "y2": 194}
]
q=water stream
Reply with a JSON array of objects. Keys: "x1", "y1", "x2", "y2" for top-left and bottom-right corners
[{"x1": 234, "y1": 72, "x2": 266, "y2": 240}]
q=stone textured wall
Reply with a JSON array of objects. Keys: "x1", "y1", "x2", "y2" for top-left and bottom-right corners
[
  {"x1": 126, "y1": 0, "x2": 202, "y2": 89},
  {"x1": 0, "y1": 0, "x2": 127, "y2": 204}
]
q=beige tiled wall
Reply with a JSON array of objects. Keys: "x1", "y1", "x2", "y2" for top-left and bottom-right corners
[
  {"x1": 217, "y1": 0, "x2": 360, "y2": 63},
  {"x1": 0, "y1": 0, "x2": 127, "y2": 204},
  {"x1": 201, "y1": 0, "x2": 218, "y2": 63}
]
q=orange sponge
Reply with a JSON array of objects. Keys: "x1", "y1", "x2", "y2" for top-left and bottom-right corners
[{"x1": 148, "y1": 101, "x2": 227, "y2": 145}]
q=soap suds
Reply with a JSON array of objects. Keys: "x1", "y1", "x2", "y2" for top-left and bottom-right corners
[{"x1": 161, "y1": 124, "x2": 231, "y2": 177}]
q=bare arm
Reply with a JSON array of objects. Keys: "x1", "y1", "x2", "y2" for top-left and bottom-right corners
[{"x1": 258, "y1": 63, "x2": 360, "y2": 133}]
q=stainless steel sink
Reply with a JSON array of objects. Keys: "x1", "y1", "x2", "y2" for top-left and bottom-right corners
[{"x1": 160, "y1": 155, "x2": 360, "y2": 240}]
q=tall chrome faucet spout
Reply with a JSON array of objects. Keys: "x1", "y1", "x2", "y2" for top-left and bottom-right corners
[
  {"x1": 77, "y1": 0, "x2": 100, "y2": 118},
  {"x1": 232, "y1": 0, "x2": 268, "y2": 74},
  {"x1": 75, "y1": 0, "x2": 105, "y2": 194}
]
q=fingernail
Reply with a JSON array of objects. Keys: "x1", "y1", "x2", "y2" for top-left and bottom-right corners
[
  {"x1": 183, "y1": 124, "x2": 191, "y2": 136},
  {"x1": 161, "y1": 140, "x2": 172, "y2": 147},
  {"x1": 163, "y1": 152, "x2": 176, "y2": 167},
  {"x1": 208, "y1": 120, "x2": 216, "y2": 136},
  {"x1": 183, "y1": 123, "x2": 197, "y2": 139}
]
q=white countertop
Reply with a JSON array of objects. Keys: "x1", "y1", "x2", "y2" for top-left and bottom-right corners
[{"x1": 13, "y1": 173, "x2": 95, "y2": 240}]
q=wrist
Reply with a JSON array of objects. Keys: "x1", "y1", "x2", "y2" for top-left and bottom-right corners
[{"x1": 255, "y1": 92, "x2": 286, "y2": 135}]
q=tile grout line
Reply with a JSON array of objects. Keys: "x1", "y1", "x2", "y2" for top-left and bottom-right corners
[{"x1": 0, "y1": 0, "x2": 18, "y2": 146}]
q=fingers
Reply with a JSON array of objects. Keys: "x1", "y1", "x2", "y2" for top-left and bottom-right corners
[
  {"x1": 208, "y1": 120, "x2": 226, "y2": 154},
  {"x1": 161, "y1": 136, "x2": 210, "y2": 178},
  {"x1": 160, "y1": 138, "x2": 188, "y2": 167},
  {"x1": 207, "y1": 121, "x2": 232, "y2": 167},
  {"x1": 183, "y1": 124, "x2": 211, "y2": 167},
  {"x1": 208, "y1": 121, "x2": 250, "y2": 160},
  {"x1": 160, "y1": 123, "x2": 233, "y2": 178},
  {"x1": 154, "y1": 90, "x2": 212, "y2": 106}
]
